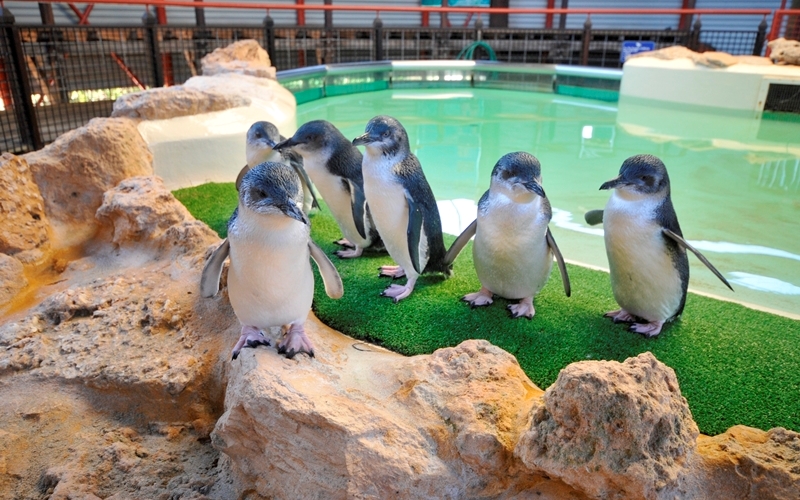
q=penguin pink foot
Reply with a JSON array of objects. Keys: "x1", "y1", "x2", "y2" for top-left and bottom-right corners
[
  {"x1": 604, "y1": 309, "x2": 638, "y2": 323},
  {"x1": 379, "y1": 265, "x2": 406, "y2": 279},
  {"x1": 336, "y1": 246, "x2": 363, "y2": 259},
  {"x1": 277, "y1": 323, "x2": 315, "y2": 359},
  {"x1": 334, "y1": 238, "x2": 355, "y2": 248},
  {"x1": 507, "y1": 297, "x2": 535, "y2": 320},
  {"x1": 381, "y1": 276, "x2": 418, "y2": 303},
  {"x1": 463, "y1": 287, "x2": 494, "y2": 308},
  {"x1": 629, "y1": 320, "x2": 666, "y2": 337},
  {"x1": 231, "y1": 325, "x2": 271, "y2": 360}
]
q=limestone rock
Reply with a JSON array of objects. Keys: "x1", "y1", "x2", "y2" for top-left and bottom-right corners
[
  {"x1": 629, "y1": 45, "x2": 697, "y2": 61},
  {"x1": 24, "y1": 118, "x2": 153, "y2": 227},
  {"x1": 515, "y1": 352, "x2": 699, "y2": 500},
  {"x1": 697, "y1": 425, "x2": 800, "y2": 499},
  {"x1": 0, "y1": 253, "x2": 26, "y2": 306},
  {"x1": 201, "y1": 39, "x2": 276, "y2": 79},
  {"x1": 628, "y1": 46, "x2": 773, "y2": 68},
  {"x1": 696, "y1": 51, "x2": 740, "y2": 68},
  {"x1": 769, "y1": 38, "x2": 800, "y2": 66},
  {"x1": 111, "y1": 86, "x2": 251, "y2": 121},
  {"x1": 0, "y1": 153, "x2": 50, "y2": 256},
  {"x1": 735, "y1": 55, "x2": 774, "y2": 66},
  {"x1": 213, "y1": 336, "x2": 586, "y2": 499}
]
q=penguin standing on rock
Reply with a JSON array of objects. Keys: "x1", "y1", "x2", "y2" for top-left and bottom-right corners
[
  {"x1": 353, "y1": 115, "x2": 451, "y2": 302},
  {"x1": 585, "y1": 154, "x2": 733, "y2": 337},
  {"x1": 445, "y1": 152, "x2": 570, "y2": 319},
  {"x1": 273, "y1": 120, "x2": 382, "y2": 259},
  {"x1": 200, "y1": 161, "x2": 343, "y2": 360},
  {"x1": 236, "y1": 121, "x2": 319, "y2": 214}
]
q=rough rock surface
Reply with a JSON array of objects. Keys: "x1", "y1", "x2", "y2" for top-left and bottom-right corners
[
  {"x1": 23, "y1": 118, "x2": 153, "y2": 229},
  {"x1": 111, "y1": 86, "x2": 251, "y2": 121},
  {"x1": 0, "y1": 253, "x2": 27, "y2": 305},
  {"x1": 0, "y1": 153, "x2": 50, "y2": 258},
  {"x1": 629, "y1": 45, "x2": 774, "y2": 67},
  {"x1": 769, "y1": 37, "x2": 800, "y2": 66},
  {"x1": 515, "y1": 352, "x2": 699, "y2": 500},
  {"x1": 200, "y1": 39, "x2": 276, "y2": 79}
]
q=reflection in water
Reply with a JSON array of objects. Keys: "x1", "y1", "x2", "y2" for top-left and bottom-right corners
[
  {"x1": 728, "y1": 272, "x2": 800, "y2": 295},
  {"x1": 757, "y1": 159, "x2": 800, "y2": 192}
]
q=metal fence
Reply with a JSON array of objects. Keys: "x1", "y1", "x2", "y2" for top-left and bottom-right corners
[{"x1": 0, "y1": 8, "x2": 775, "y2": 154}]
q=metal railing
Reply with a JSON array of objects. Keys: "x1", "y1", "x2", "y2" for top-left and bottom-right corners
[{"x1": 1, "y1": 3, "x2": 796, "y2": 154}]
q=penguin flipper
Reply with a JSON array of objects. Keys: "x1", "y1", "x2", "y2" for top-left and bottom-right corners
[
  {"x1": 235, "y1": 165, "x2": 250, "y2": 192},
  {"x1": 546, "y1": 228, "x2": 571, "y2": 297},
  {"x1": 288, "y1": 152, "x2": 320, "y2": 210},
  {"x1": 405, "y1": 191, "x2": 424, "y2": 275},
  {"x1": 444, "y1": 219, "x2": 477, "y2": 266},
  {"x1": 200, "y1": 239, "x2": 230, "y2": 298},
  {"x1": 584, "y1": 209, "x2": 604, "y2": 226},
  {"x1": 346, "y1": 179, "x2": 368, "y2": 240},
  {"x1": 662, "y1": 228, "x2": 734, "y2": 291},
  {"x1": 309, "y1": 241, "x2": 344, "y2": 299}
]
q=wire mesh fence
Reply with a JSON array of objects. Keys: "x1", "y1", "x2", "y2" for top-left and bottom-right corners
[{"x1": 0, "y1": 11, "x2": 776, "y2": 154}]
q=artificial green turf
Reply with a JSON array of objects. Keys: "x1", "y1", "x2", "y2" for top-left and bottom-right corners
[{"x1": 174, "y1": 182, "x2": 800, "y2": 436}]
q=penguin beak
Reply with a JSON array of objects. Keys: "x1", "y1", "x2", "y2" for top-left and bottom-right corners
[
  {"x1": 521, "y1": 180, "x2": 546, "y2": 198},
  {"x1": 273, "y1": 137, "x2": 298, "y2": 151},
  {"x1": 599, "y1": 176, "x2": 625, "y2": 190},
  {"x1": 352, "y1": 133, "x2": 373, "y2": 146},
  {"x1": 279, "y1": 203, "x2": 308, "y2": 225}
]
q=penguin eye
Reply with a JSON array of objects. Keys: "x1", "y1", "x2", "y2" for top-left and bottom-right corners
[
  {"x1": 382, "y1": 130, "x2": 391, "y2": 138},
  {"x1": 500, "y1": 170, "x2": 512, "y2": 180},
  {"x1": 254, "y1": 132, "x2": 262, "y2": 139},
  {"x1": 640, "y1": 175, "x2": 653, "y2": 186}
]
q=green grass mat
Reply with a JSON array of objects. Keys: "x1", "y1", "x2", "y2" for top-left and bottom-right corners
[{"x1": 174, "y1": 182, "x2": 800, "y2": 436}]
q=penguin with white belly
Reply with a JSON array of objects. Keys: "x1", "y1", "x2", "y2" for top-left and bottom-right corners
[
  {"x1": 585, "y1": 154, "x2": 733, "y2": 337},
  {"x1": 200, "y1": 161, "x2": 343, "y2": 360},
  {"x1": 353, "y1": 115, "x2": 452, "y2": 302},
  {"x1": 273, "y1": 120, "x2": 382, "y2": 259},
  {"x1": 445, "y1": 152, "x2": 570, "y2": 319},
  {"x1": 236, "y1": 121, "x2": 319, "y2": 214}
]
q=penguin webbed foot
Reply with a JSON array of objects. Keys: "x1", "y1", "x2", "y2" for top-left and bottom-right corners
[
  {"x1": 629, "y1": 320, "x2": 666, "y2": 338},
  {"x1": 378, "y1": 265, "x2": 406, "y2": 279},
  {"x1": 334, "y1": 238, "x2": 355, "y2": 249},
  {"x1": 231, "y1": 326, "x2": 271, "y2": 360},
  {"x1": 335, "y1": 246, "x2": 364, "y2": 259},
  {"x1": 507, "y1": 297, "x2": 535, "y2": 320},
  {"x1": 604, "y1": 309, "x2": 638, "y2": 324},
  {"x1": 462, "y1": 288, "x2": 494, "y2": 308},
  {"x1": 277, "y1": 323, "x2": 315, "y2": 359}
]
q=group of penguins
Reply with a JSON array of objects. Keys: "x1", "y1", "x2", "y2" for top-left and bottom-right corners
[{"x1": 201, "y1": 116, "x2": 733, "y2": 361}]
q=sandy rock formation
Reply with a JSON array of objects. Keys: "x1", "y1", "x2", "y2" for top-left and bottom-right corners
[
  {"x1": 200, "y1": 39, "x2": 276, "y2": 79},
  {"x1": 23, "y1": 117, "x2": 153, "y2": 233},
  {"x1": 0, "y1": 153, "x2": 50, "y2": 263},
  {"x1": 516, "y1": 352, "x2": 699, "y2": 499},
  {"x1": 769, "y1": 37, "x2": 800, "y2": 66},
  {"x1": 111, "y1": 86, "x2": 251, "y2": 121},
  {"x1": 628, "y1": 45, "x2": 774, "y2": 67},
  {"x1": 0, "y1": 253, "x2": 27, "y2": 305}
]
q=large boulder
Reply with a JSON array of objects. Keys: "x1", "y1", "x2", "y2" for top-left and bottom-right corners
[
  {"x1": 0, "y1": 153, "x2": 50, "y2": 261},
  {"x1": 0, "y1": 253, "x2": 27, "y2": 305},
  {"x1": 24, "y1": 118, "x2": 153, "y2": 229},
  {"x1": 111, "y1": 86, "x2": 251, "y2": 121},
  {"x1": 769, "y1": 38, "x2": 800, "y2": 66},
  {"x1": 515, "y1": 352, "x2": 699, "y2": 500},
  {"x1": 200, "y1": 39, "x2": 276, "y2": 79}
]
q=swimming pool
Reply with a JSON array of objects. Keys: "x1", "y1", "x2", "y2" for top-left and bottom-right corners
[{"x1": 295, "y1": 87, "x2": 800, "y2": 317}]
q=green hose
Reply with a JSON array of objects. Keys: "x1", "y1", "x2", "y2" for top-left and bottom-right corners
[{"x1": 456, "y1": 40, "x2": 497, "y2": 61}]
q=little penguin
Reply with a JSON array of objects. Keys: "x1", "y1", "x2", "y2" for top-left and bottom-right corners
[
  {"x1": 585, "y1": 154, "x2": 733, "y2": 337},
  {"x1": 236, "y1": 121, "x2": 319, "y2": 214},
  {"x1": 353, "y1": 115, "x2": 451, "y2": 302},
  {"x1": 200, "y1": 161, "x2": 344, "y2": 360},
  {"x1": 445, "y1": 152, "x2": 570, "y2": 319},
  {"x1": 273, "y1": 120, "x2": 382, "y2": 259}
]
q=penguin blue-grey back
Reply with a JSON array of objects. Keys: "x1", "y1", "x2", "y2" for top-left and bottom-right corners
[
  {"x1": 588, "y1": 154, "x2": 732, "y2": 337},
  {"x1": 273, "y1": 120, "x2": 382, "y2": 259},
  {"x1": 447, "y1": 152, "x2": 570, "y2": 319},
  {"x1": 200, "y1": 161, "x2": 343, "y2": 360},
  {"x1": 353, "y1": 115, "x2": 450, "y2": 302}
]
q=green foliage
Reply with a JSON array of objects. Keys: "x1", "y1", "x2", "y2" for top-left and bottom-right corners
[{"x1": 175, "y1": 182, "x2": 800, "y2": 436}]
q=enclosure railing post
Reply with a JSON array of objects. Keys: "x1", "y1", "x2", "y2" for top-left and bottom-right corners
[
  {"x1": 753, "y1": 16, "x2": 768, "y2": 56},
  {"x1": 2, "y1": 7, "x2": 43, "y2": 150},
  {"x1": 373, "y1": 16, "x2": 383, "y2": 61},
  {"x1": 263, "y1": 14, "x2": 275, "y2": 67},
  {"x1": 581, "y1": 15, "x2": 591, "y2": 66},
  {"x1": 690, "y1": 16, "x2": 702, "y2": 51},
  {"x1": 142, "y1": 10, "x2": 164, "y2": 88},
  {"x1": 475, "y1": 14, "x2": 483, "y2": 41}
]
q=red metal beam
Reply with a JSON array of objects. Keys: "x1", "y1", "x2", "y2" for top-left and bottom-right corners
[
  {"x1": 296, "y1": 0, "x2": 304, "y2": 26},
  {"x1": 545, "y1": 0, "x2": 554, "y2": 29},
  {"x1": 110, "y1": 52, "x2": 146, "y2": 90},
  {"x1": 67, "y1": 3, "x2": 94, "y2": 24}
]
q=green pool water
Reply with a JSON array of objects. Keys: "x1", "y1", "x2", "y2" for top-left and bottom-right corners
[{"x1": 296, "y1": 88, "x2": 800, "y2": 318}]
